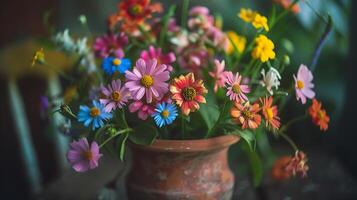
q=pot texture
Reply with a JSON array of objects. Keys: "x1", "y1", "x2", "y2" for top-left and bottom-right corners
[{"x1": 126, "y1": 135, "x2": 240, "y2": 200}]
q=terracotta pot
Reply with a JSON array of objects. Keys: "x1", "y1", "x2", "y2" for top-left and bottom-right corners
[{"x1": 125, "y1": 135, "x2": 240, "y2": 200}]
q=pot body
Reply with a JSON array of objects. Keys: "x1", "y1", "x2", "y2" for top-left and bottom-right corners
[{"x1": 126, "y1": 135, "x2": 240, "y2": 200}]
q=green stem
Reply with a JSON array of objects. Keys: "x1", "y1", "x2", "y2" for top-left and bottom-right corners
[
  {"x1": 270, "y1": 0, "x2": 301, "y2": 30},
  {"x1": 280, "y1": 114, "x2": 308, "y2": 134},
  {"x1": 181, "y1": 0, "x2": 190, "y2": 29},
  {"x1": 280, "y1": 132, "x2": 299, "y2": 152},
  {"x1": 99, "y1": 128, "x2": 132, "y2": 148}
]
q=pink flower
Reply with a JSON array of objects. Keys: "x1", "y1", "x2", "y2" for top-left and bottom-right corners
[
  {"x1": 129, "y1": 101, "x2": 155, "y2": 120},
  {"x1": 225, "y1": 71, "x2": 250, "y2": 102},
  {"x1": 178, "y1": 45, "x2": 209, "y2": 75},
  {"x1": 66, "y1": 138, "x2": 102, "y2": 172},
  {"x1": 100, "y1": 79, "x2": 131, "y2": 112},
  {"x1": 188, "y1": 6, "x2": 214, "y2": 30},
  {"x1": 140, "y1": 46, "x2": 176, "y2": 71},
  {"x1": 93, "y1": 33, "x2": 128, "y2": 58},
  {"x1": 209, "y1": 59, "x2": 229, "y2": 92},
  {"x1": 125, "y1": 58, "x2": 170, "y2": 103},
  {"x1": 294, "y1": 64, "x2": 315, "y2": 104}
]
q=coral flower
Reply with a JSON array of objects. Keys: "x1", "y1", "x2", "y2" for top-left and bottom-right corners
[
  {"x1": 271, "y1": 156, "x2": 292, "y2": 181},
  {"x1": 129, "y1": 100, "x2": 155, "y2": 120},
  {"x1": 230, "y1": 101, "x2": 261, "y2": 129},
  {"x1": 252, "y1": 35, "x2": 276, "y2": 63},
  {"x1": 261, "y1": 96, "x2": 280, "y2": 130},
  {"x1": 152, "y1": 103, "x2": 178, "y2": 127},
  {"x1": 78, "y1": 100, "x2": 113, "y2": 130},
  {"x1": 67, "y1": 138, "x2": 102, "y2": 172},
  {"x1": 125, "y1": 58, "x2": 170, "y2": 103},
  {"x1": 238, "y1": 8, "x2": 256, "y2": 23},
  {"x1": 140, "y1": 45, "x2": 176, "y2": 71},
  {"x1": 273, "y1": 0, "x2": 300, "y2": 14},
  {"x1": 226, "y1": 31, "x2": 246, "y2": 54},
  {"x1": 294, "y1": 64, "x2": 315, "y2": 104},
  {"x1": 286, "y1": 151, "x2": 309, "y2": 178},
  {"x1": 100, "y1": 79, "x2": 131, "y2": 112},
  {"x1": 170, "y1": 73, "x2": 208, "y2": 116},
  {"x1": 102, "y1": 57, "x2": 131, "y2": 75},
  {"x1": 225, "y1": 72, "x2": 250, "y2": 102},
  {"x1": 209, "y1": 59, "x2": 229, "y2": 92},
  {"x1": 308, "y1": 99, "x2": 330, "y2": 131},
  {"x1": 93, "y1": 33, "x2": 128, "y2": 58}
]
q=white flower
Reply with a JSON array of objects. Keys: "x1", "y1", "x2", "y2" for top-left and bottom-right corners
[
  {"x1": 260, "y1": 67, "x2": 281, "y2": 95},
  {"x1": 75, "y1": 37, "x2": 89, "y2": 55},
  {"x1": 53, "y1": 29, "x2": 76, "y2": 52}
]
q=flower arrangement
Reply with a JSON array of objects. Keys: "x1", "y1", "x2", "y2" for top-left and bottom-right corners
[{"x1": 34, "y1": 0, "x2": 331, "y2": 183}]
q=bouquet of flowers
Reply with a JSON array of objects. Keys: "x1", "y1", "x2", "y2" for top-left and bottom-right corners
[{"x1": 34, "y1": 0, "x2": 331, "y2": 183}]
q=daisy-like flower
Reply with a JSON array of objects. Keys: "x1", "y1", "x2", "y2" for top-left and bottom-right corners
[
  {"x1": 260, "y1": 68, "x2": 281, "y2": 95},
  {"x1": 252, "y1": 13, "x2": 269, "y2": 31},
  {"x1": 238, "y1": 8, "x2": 256, "y2": 23},
  {"x1": 100, "y1": 79, "x2": 131, "y2": 112},
  {"x1": 125, "y1": 58, "x2": 170, "y2": 103},
  {"x1": 140, "y1": 45, "x2": 176, "y2": 71},
  {"x1": 78, "y1": 100, "x2": 113, "y2": 130},
  {"x1": 129, "y1": 100, "x2": 155, "y2": 120},
  {"x1": 170, "y1": 73, "x2": 207, "y2": 116},
  {"x1": 294, "y1": 64, "x2": 315, "y2": 104},
  {"x1": 308, "y1": 99, "x2": 330, "y2": 131},
  {"x1": 230, "y1": 101, "x2": 261, "y2": 129},
  {"x1": 93, "y1": 33, "x2": 128, "y2": 58},
  {"x1": 66, "y1": 138, "x2": 102, "y2": 172},
  {"x1": 209, "y1": 59, "x2": 229, "y2": 93},
  {"x1": 226, "y1": 31, "x2": 246, "y2": 55},
  {"x1": 225, "y1": 71, "x2": 250, "y2": 102},
  {"x1": 261, "y1": 96, "x2": 280, "y2": 130},
  {"x1": 152, "y1": 103, "x2": 178, "y2": 127},
  {"x1": 102, "y1": 57, "x2": 131, "y2": 75},
  {"x1": 252, "y1": 35, "x2": 276, "y2": 63}
]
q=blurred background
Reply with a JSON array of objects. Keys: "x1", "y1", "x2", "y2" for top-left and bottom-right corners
[{"x1": 0, "y1": 0, "x2": 356, "y2": 199}]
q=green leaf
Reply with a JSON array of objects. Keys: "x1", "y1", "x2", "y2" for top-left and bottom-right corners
[
  {"x1": 199, "y1": 103, "x2": 220, "y2": 130},
  {"x1": 159, "y1": 5, "x2": 176, "y2": 47},
  {"x1": 119, "y1": 133, "x2": 129, "y2": 161},
  {"x1": 129, "y1": 124, "x2": 158, "y2": 145},
  {"x1": 232, "y1": 130, "x2": 256, "y2": 152},
  {"x1": 245, "y1": 147, "x2": 263, "y2": 187}
]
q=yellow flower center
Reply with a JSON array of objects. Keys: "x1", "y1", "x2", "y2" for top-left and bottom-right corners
[
  {"x1": 130, "y1": 4, "x2": 143, "y2": 15},
  {"x1": 161, "y1": 109, "x2": 170, "y2": 118},
  {"x1": 182, "y1": 87, "x2": 197, "y2": 101},
  {"x1": 297, "y1": 80, "x2": 304, "y2": 89},
  {"x1": 317, "y1": 110, "x2": 325, "y2": 119},
  {"x1": 112, "y1": 58, "x2": 121, "y2": 66},
  {"x1": 232, "y1": 84, "x2": 241, "y2": 94},
  {"x1": 111, "y1": 91, "x2": 121, "y2": 102},
  {"x1": 265, "y1": 108, "x2": 274, "y2": 120},
  {"x1": 90, "y1": 107, "x2": 100, "y2": 117},
  {"x1": 140, "y1": 75, "x2": 154, "y2": 88},
  {"x1": 82, "y1": 151, "x2": 93, "y2": 161},
  {"x1": 243, "y1": 109, "x2": 253, "y2": 119}
]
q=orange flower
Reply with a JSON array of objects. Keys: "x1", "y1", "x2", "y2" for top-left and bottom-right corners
[
  {"x1": 230, "y1": 101, "x2": 261, "y2": 129},
  {"x1": 261, "y1": 96, "x2": 280, "y2": 130},
  {"x1": 308, "y1": 99, "x2": 330, "y2": 131},
  {"x1": 272, "y1": 0, "x2": 300, "y2": 14},
  {"x1": 271, "y1": 151, "x2": 309, "y2": 181},
  {"x1": 170, "y1": 73, "x2": 207, "y2": 115},
  {"x1": 271, "y1": 156, "x2": 291, "y2": 181}
]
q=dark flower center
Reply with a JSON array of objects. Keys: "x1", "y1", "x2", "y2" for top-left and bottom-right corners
[
  {"x1": 129, "y1": 4, "x2": 143, "y2": 16},
  {"x1": 182, "y1": 87, "x2": 197, "y2": 101}
]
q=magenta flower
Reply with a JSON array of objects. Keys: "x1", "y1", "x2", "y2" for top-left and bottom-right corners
[
  {"x1": 294, "y1": 64, "x2": 315, "y2": 104},
  {"x1": 93, "y1": 33, "x2": 128, "y2": 58},
  {"x1": 209, "y1": 59, "x2": 229, "y2": 92},
  {"x1": 100, "y1": 79, "x2": 130, "y2": 112},
  {"x1": 66, "y1": 138, "x2": 102, "y2": 172},
  {"x1": 140, "y1": 46, "x2": 176, "y2": 71},
  {"x1": 129, "y1": 101, "x2": 155, "y2": 120},
  {"x1": 225, "y1": 71, "x2": 250, "y2": 102},
  {"x1": 125, "y1": 58, "x2": 170, "y2": 103}
]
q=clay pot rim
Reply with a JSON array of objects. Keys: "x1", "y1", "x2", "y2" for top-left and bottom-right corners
[{"x1": 129, "y1": 135, "x2": 240, "y2": 153}]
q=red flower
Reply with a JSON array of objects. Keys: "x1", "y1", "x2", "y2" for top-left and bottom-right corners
[
  {"x1": 271, "y1": 151, "x2": 309, "y2": 181},
  {"x1": 308, "y1": 99, "x2": 330, "y2": 131}
]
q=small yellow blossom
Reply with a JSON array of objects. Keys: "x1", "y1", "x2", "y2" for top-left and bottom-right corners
[
  {"x1": 31, "y1": 48, "x2": 45, "y2": 67},
  {"x1": 252, "y1": 14, "x2": 269, "y2": 32},
  {"x1": 252, "y1": 35, "x2": 276, "y2": 63},
  {"x1": 226, "y1": 31, "x2": 247, "y2": 54},
  {"x1": 238, "y1": 8, "x2": 256, "y2": 23}
]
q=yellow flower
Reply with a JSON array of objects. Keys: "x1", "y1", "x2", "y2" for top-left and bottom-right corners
[
  {"x1": 238, "y1": 8, "x2": 256, "y2": 23},
  {"x1": 252, "y1": 14, "x2": 269, "y2": 32},
  {"x1": 252, "y1": 35, "x2": 276, "y2": 63},
  {"x1": 226, "y1": 31, "x2": 246, "y2": 54},
  {"x1": 31, "y1": 48, "x2": 45, "y2": 67}
]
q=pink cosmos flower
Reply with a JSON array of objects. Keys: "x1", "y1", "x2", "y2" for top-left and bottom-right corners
[
  {"x1": 209, "y1": 59, "x2": 229, "y2": 92},
  {"x1": 66, "y1": 138, "x2": 102, "y2": 172},
  {"x1": 140, "y1": 46, "x2": 176, "y2": 71},
  {"x1": 100, "y1": 79, "x2": 130, "y2": 112},
  {"x1": 225, "y1": 71, "x2": 250, "y2": 102},
  {"x1": 125, "y1": 58, "x2": 170, "y2": 103},
  {"x1": 93, "y1": 33, "x2": 128, "y2": 58},
  {"x1": 294, "y1": 64, "x2": 315, "y2": 104},
  {"x1": 129, "y1": 101, "x2": 155, "y2": 120}
]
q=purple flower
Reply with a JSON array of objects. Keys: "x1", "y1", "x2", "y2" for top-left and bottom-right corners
[
  {"x1": 100, "y1": 79, "x2": 131, "y2": 112},
  {"x1": 125, "y1": 58, "x2": 170, "y2": 103},
  {"x1": 294, "y1": 64, "x2": 315, "y2": 104},
  {"x1": 40, "y1": 96, "x2": 49, "y2": 118},
  {"x1": 140, "y1": 46, "x2": 176, "y2": 71},
  {"x1": 66, "y1": 138, "x2": 102, "y2": 172},
  {"x1": 93, "y1": 33, "x2": 128, "y2": 58}
]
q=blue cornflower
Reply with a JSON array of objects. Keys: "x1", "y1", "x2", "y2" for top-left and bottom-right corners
[
  {"x1": 78, "y1": 100, "x2": 113, "y2": 130},
  {"x1": 152, "y1": 103, "x2": 178, "y2": 128},
  {"x1": 102, "y1": 57, "x2": 131, "y2": 75}
]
